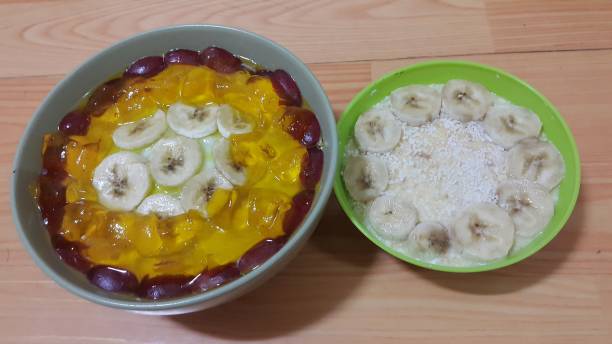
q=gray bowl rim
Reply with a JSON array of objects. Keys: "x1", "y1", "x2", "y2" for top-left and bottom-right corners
[{"x1": 10, "y1": 24, "x2": 338, "y2": 311}]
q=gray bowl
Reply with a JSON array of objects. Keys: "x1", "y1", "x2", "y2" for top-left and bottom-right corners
[{"x1": 11, "y1": 25, "x2": 337, "y2": 314}]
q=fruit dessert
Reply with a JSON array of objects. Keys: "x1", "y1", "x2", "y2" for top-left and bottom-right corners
[
  {"x1": 343, "y1": 80, "x2": 564, "y2": 266},
  {"x1": 36, "y1": 47, "x2": 324, "y2": 299}
]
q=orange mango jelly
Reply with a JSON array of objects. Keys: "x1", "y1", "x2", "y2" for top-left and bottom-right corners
[{"x1": 58, "y1": 65, "x2": 306, "y2": 280}]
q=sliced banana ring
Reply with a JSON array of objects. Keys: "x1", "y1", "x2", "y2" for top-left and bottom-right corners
[
  {"x1": 507, "y1": 138, "x2": 565, "y2": 191},
  {"x1": 497, "y1": 180, "x2": 554, "y2": 238},
  {"x1": 181, "y1": 168, "x2": 233, "y2": 217},
  {"x1": 213, "y1": 139, "x2": 247, "y2": 186},
  {"x1": 217, "y1": 104, "x2": 253, "y2": 138},
  {"x1": 409, "y1": 221, "x2": 451, "y2": 255},
  {"x1": 92, "y1": 151, "x2": 150, "y2": 211},
  {"x1": 390, "y1": 85, "x2": 441, "y2": 126},
  {"x1": 354, "y1": 109, "x2": 402, "y2": 153},
  {"x1": 112, "y1": 109, "x2": 167, "y2": 149},
  {"x1": 442, "y1": 79, "x2": 492, "y2": 122},
  {"x1": 368, "y1": 190, "x2": 418, "y2": 241},
  {"x1": 167, "y1": 102, "x2": 219, "y2": 138},
  {"x1": 136, "y1": 194, "x2": 185, "y2": 218},
  {"x1": 483, "y1": 104, "x2": 542, "y2": 148},
  {"x1": 452, "y1": 203, "x2": 515, "y2": 261},
  {"x1": 149, "y1": 136, "x2": 202, "y2": 186},
  {"x1": 343, "y1": 155, "x2": 389, "y2": 202}
]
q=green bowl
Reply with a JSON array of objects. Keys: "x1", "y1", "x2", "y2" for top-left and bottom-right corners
[{"x1": 334, "y1": 60, "x2": 580, "y2": 273}]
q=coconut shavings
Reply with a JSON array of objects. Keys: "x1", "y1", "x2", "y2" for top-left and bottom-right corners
[{"x1": 347, "y1": 95, "x2": 508, "y2": 229}]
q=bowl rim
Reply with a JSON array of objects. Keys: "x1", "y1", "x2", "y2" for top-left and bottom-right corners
[
  {"x1": 11, "y1": 24, "x2": 338, "y2": 311},
  {"x1": 333, "y1": 59, "x2": 581, "y2": 273}
]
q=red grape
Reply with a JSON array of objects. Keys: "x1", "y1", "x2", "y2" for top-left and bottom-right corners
[
  {"x1": 270, "y1": 69, "x2": 302, "y2": 107},
  {"x1": 87, "y1": 265, "x2": 138, "y2": 293},
  {"x1": 237, "y1": 237, "x2": 287, "y2": 273},
  {"x1": 84, "y1": 78, "x2": 126, "y2": 116},
  {"x1": 58, "y1": 111, "x2": 90, "y2": 136},
  {"x1": 38, "y1": 135, "x2": 67, "y2": 232},
  {"x1": 38, "y1": 176, "x2": 66, "y2": 232},
  {"x1": 41, "y1": 136, "x2": 67, "y2": 180},
  {"x1": 199, "y1": 47, "x2": 242, "y2": 73},
  {"x1": 124, "y1": 56, "x2": 165, "y2": 78},
  {"x1": 138, "y1": 275, "x2": 193, "y2": 300},
  {"x1": 300, "y1": 147, "x2": 323, "y2": 190},
  {"x1": 281, "y1": 107, "x2": 321, "y2": 147},
  {"x1": 191, "y1": 264, "x2": 241, "y2": 292},
  {"x1": 283, "y1": 190, "x2": 315, "y2": 235},
  {"x1": 164, "y1": 49, "x2": 199, "y2": 65},
  {"x1": 52, "y1": 236, "x2": 91, "y2": 272}
]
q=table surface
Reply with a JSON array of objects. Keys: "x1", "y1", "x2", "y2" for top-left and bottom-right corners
[{"x1": 1, "y1": 1, "x2": 612, "y2": 343}]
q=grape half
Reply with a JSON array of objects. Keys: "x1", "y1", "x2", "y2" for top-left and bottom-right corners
[
  {"x1": 87, "y1": 266, "x2": 138, "y2": 293},
  {"x1": 124, "y1": 56, "x2": 166, "y2": 78},
  {"x1": 138, "y1": 275, "x2": 193, "y2": 300},
  {"x1": 84, "y1": 78, "x2": 126, "y2": 116},
  {"x1": 164, "y1": 49, "x2": 200, "y2": 65},
  {"x1": 191, "y1": 264, "x2": 241, "y2": 292},
  {"x1": 283, "y1": 190, "x2": 315, "y2": 235},
  {"x1": 53, "y1": 236, "x2": 90, "y2": 272},
  {"x1": 237, "y1": 237, "x2": 288, "y2": 273},
  {"x1": 270, "y1": 69, "x2": 302, "y2": 106},
  {"x1": 199, "y1": 47, "x2": 242, "y2": 73},
  {"x1": 300, "y1": 147, "x2": 323, "y2": 190},
  {"x1": 41, "y1": 135, "x2": 67, "y2": 180},
  {"x1": 282, "y1": 107, "x2": 321, "y2": 147},
  {"x1": 58, "y1": 111, "x2": 90, "y2": 136}
]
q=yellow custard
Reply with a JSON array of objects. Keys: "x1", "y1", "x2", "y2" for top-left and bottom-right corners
[{"x1": 59, "y1": 65, "x2": 306, "y2": 279}]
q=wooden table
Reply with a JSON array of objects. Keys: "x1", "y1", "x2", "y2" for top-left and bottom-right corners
[{"x1": 1, "y1": 1, "x2": 611, "y2": 343}]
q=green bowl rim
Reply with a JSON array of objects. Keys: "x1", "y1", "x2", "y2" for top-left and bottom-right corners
[
  {"x1": 11, "y1": 24, "x2": 338, "y2": 311},
  {"x1": 333, "y1": 59, "x2": 581, "y2": 273}
]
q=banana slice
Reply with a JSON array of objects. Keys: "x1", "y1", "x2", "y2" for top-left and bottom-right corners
[
  {"x1": 112, "y1": 110, "x2": 167, "y2": 149},
  {"x1": 483, "y1": 104, "x2": 542, "y2": 148},
  {"x1": 452, "y1": 203, "x2": 515, "y2": 261},
  {"x1": 497, "y1": 180, "x2": 554, "y2": 238},
  {"x1": 149, "y1": 136, "x2": 202, "y2": 186},
  {"x1": 507, "y1": 138, "x2": 565, "y2": 191},
  {"x1": 343, "y1": 155, "x2": 389, "y2": 202},
  {"x1": 354, "y1": 109, "x2": 402, "y2": 153},
  {"x1": 217, "y1": 104, "x2": 253, "y2": 138},
  {"x1": 167, "y1": 102, "x2": 219, "y2": 138},
  {"x1": 92, "y1": 152, "x2": 150, "y2": 211},
  {"x1": 136, "y1": 194, "x2": 185, "y2": 218},
  {"x1": 390, "y1": 85, "x2": 441, "y2": 126},
  {"x1": 368, "y1": 190, "x2": 418, "y2": 241},
  {"x1": 181, "y1": 168, "x2": 233, "y2": 217},
  {"x1": 213, "y1": 139, "x2": 246, "y2": 186},
  {"x1": 442, "y1": 79, "x2": 492, "y2": 122},
  {"x1": 409, "y1": 222, "x2": 451, "y2": 255}
]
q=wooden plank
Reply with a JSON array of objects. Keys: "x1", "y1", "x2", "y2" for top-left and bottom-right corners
[
  {"x1": 487, "y1": 0, "x2": 612, "y2": 53},
  {"x1": 2, "y1": 1, "x2": 612, "y2": 77}
]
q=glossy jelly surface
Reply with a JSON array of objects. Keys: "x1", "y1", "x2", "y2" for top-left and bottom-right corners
[{"x1": 36, "y1": 47, "x2": 323, "y2": 298}]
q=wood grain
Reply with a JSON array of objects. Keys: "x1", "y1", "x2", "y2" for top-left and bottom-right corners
[
  {"x1": 2, "y1": 1, "x2": 612, "y2": 77},
  {"x1": 1, "y1": 1, "x2": 612, "y2": 343}
]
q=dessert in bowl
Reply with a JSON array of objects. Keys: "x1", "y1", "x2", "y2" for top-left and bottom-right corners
[
  {"x1": 12, "y1": 25, "x2": 337, "y2": 314},
  {"x1": 335, "y1": 61, "x2": 580, "y2": 272}
]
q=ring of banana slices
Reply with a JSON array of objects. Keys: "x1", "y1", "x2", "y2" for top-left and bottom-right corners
[
  {"x1": 344, "y1": 79, "x2": 566, "y2": 265},
  {"x1": 40, "y1": 47, "x2": 327, "y2": 299},
  {"x1": 96, "y1": 101, "x2": 254, "y2": 216}
]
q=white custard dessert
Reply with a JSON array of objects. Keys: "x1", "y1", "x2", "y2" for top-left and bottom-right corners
[{"x1": 343, "y1": 81, "x2": 565, "y2": 266}]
